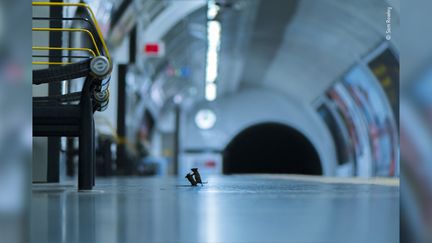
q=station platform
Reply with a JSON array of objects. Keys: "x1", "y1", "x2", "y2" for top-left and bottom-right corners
[{"x1": 32, "y1": 175, "x2": 399, "y2": 243}]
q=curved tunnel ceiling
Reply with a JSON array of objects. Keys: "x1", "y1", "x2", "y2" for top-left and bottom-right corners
[
  {"x1": 217, "y1": 0, "x2": 399, "y2": 103},
  {"x1": 138, "y1": 0, "x2": 399, "y2": 124},
  {"x1": 238, "y1": 0, "x2": 299, "y2": 91},
  {"x1": 260, "y1": 0, "x2": 399, "y2": 103}
]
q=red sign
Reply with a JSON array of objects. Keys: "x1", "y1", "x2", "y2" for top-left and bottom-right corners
[{"x1": 144, "y1": 42, "x2": 165, "y2": 57}]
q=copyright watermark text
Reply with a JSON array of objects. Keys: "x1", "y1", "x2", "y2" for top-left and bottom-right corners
[{"x1": 385, "y1": 7, "x2": 392, "y2": 40}]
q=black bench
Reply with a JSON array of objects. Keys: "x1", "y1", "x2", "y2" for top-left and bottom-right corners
[
  {"x1": 33, "y1": 57, "x2": 111, "y2": 190},
  {"x1": 32, "y1": 2, "x2": 112, "y2": 190}
]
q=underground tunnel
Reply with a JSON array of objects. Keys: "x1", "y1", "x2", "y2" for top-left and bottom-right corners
[{"x1": 223, "y1": 122, "x2": 322, "y2": 175}]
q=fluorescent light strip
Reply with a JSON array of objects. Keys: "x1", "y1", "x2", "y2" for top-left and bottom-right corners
[{"x1": 205, "y1": 1, "x2": 221, "y2": 101}]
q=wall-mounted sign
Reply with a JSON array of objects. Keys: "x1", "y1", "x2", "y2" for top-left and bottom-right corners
[
  {"x1": 166, "y1": 65, "x2": 191, "y2": 79},
  {"x1": 144, "y1": 42, "x2": 165, "y2": 57},
  {"x1": 368, "y1": 48, "x2": 399, "y2": 124}
]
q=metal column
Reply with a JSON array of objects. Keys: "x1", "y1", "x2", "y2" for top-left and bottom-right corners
[
  {"x1": 46, "y1": 0, "x2": 63, "y2": 182},
  {"x1": 116, "y1": 64, "x2": 127, "y2": 173}
]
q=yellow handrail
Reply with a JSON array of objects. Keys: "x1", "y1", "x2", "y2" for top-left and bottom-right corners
[
  {"x1": 32, "y1": 28, "x2": 101, "y2": 57},
  {"x1": 32, "y1": 46, "x2": 96, "y2": 57},
  {"x1": 32, "y1": 2, "x2": 111, "y2": 63},
  {"x1": 32, "y1": 61, "x2": 73, "y2": 65}
]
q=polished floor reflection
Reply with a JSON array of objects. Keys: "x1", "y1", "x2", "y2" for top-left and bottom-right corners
[{"x1": 31, "y1": 175, "x2": 399, "y2": 243}]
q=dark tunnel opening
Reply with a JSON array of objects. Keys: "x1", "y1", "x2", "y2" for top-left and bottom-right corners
[{"x1": 223, "y1": 123, "x2": 322, "y2": 175}]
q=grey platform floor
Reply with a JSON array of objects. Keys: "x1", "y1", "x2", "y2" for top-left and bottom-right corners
[{"x1": 32, "y1": 175, "x2": 399, "y2": 243}]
